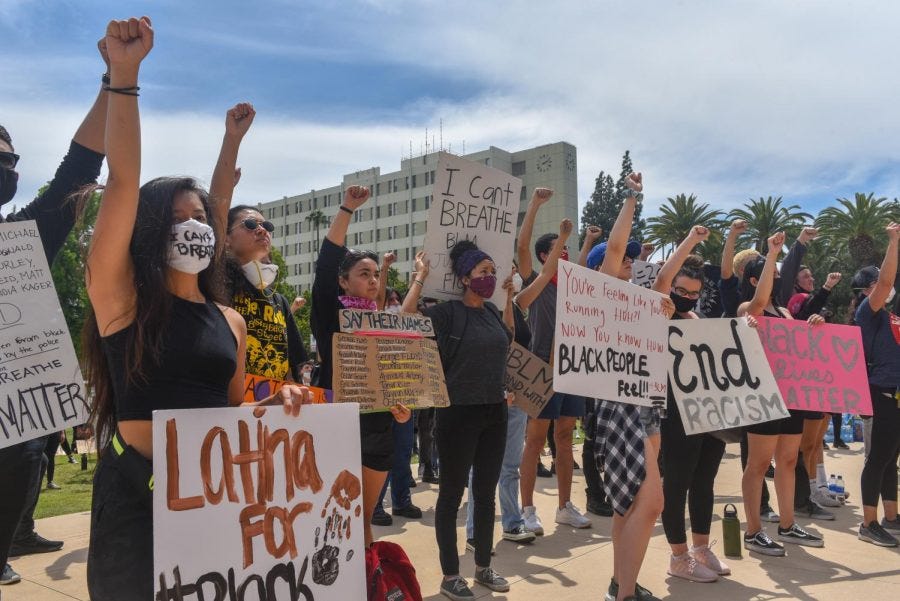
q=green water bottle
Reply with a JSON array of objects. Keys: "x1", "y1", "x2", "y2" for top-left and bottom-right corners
[{"x1": 722, "y1": 503, "x2": 742, "y2": 558}]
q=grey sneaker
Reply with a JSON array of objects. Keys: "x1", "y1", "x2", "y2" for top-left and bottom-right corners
[
  {"x1": 880, "y1": 516, "x2": 900, "y2": 533},
  {"x1": 502, "y1": 524, "x2": 536, "y2": 543},
  {"x1": 605, "y1": 578, "x2": 659, "y2": 601},
  {"x1": 797, "y1": 501, "x2": 835, "y2": 521},
  {"x1": 777, "y1": 523, "x2": 824, "y2": 547},
  {"x1": 474, "y1": 567, "x2": 509, "y2": 592},
  {"x1": 1, "y1": 563, "x2": 21, "y2": 585},
  {"x1": 440, "y1": 576, "x2": 474, "y2": 600},
  {"x1": 859, "y1": 521, "x2": 900, "y2": 547}
]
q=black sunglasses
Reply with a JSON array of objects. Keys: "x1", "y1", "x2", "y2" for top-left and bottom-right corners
[
  {"x1": 234, "y1": 218, "x2": 275, "y2": 233},
  {"x1": 0, "y1": 151, "x2": 19, "y2": 170}
]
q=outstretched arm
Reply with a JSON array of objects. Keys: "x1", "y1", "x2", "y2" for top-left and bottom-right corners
[
  {"x1": 209, "y1": 102, "x2": 256, "y2": 234},
  {"x1": 516, "y1": 187, "x2": 553, "y2": 279},
  {"x1": 652, "y1": 226, "x2": 710, "y2": 293},
  {"x1": 516, "y1": 218, "x2": 573, "y2": 310},
  {"x1": 401, "y1": 252, "x2": 428, "y2": 314},
  {"x1": 869, "y1": 223, "x2": 900, "y2": 312},
  {"x1": 325, "y1": 185, "x2": 369, "y2": 247},
  {"x1": 376, "y1": 252, "x2": 396, "y2": 310},
  {"x1": 85, "y1": 16, "x2": 154, "y2": 334},
  {"x1": 720, "y1": 219, "x2": 746, "y2": 280},
  {"x1": 740, "y1": 232, "x2": 784, "y2": 317},
  {"x1": 576, "y1": 225, "x2": 602, "y2": 267},
  {"x1": 599, "y1": 173, "x2": 641, "y2": 277}
]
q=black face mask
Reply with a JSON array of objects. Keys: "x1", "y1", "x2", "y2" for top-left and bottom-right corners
[
  {"x1": 671, "y1": 291, "x2": 698, "y2": 313},
  {"x1": 0, "y1": 167, "x2": 18, "y2": 207}
]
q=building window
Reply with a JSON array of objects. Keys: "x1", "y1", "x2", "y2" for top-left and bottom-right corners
[
  {"x1": 520, "y1": 186, "x2": 527, "y2": 201},
  {"x1": 403, "y1": 224, "x2": 409, "y2": 237},
  {"x1": 411, "y1": 174, "x2": 417, "y2": 188},
  {"x1": 425, "y1": 195, "x2": 431, "y2": 209},
  {"x1": 512, "y1": 161, "x2": 526, "y2": 176},
  {"x1": 375, "y1": 182, "x2": 381, "y2": 195},
  {"x1": 404, "y1": 176, "x2": 410, "y2": 190},
  {"x1": 413, "y1": 221, "x2": 426, "y2": 235},
  {"x1": 388, "y1": 203, "x2": 396, "y2": 217}
]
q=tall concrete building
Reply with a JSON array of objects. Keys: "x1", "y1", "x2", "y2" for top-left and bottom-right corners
[{"x1": 257, "y1": 141, "x2": 578, "y2": 293}]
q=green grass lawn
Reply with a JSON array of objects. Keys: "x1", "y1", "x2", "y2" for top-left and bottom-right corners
[{"x1": 35, "y1": 453, "x2": 97, "y2": 520}]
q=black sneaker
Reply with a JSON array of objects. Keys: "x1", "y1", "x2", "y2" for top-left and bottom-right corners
[
  {"x1": 605, "y1": 578, "x2": 659, "y2": 601},
  {"x1": 465, "y1": 539, "x2": 495, "y2": 555},
  {"x1": 859, "y1": 521, "x2": 900, "y2": 547},
  {"x1": 797, "y1": 501, "x2": 835, "y2": 521},
  {"x1": 822, "y1": 441, "x2": 830, "y2": 450},
  {"x1": 422, "y1": 471, "x2": 440, "y2": 484},
  {"x1": 744, "y1": 530, "x2": 785, "y2": 556},
  {"x1": 474, "y1": 567, "x2": 509, "y2": 592},
  {"x1": 760, "y1": 505, "x2": 780, "y2": 523},
  {"x1": 371, "y1": 509, "x2": 392, "y2": 526},
  {"x1": 8, "y1": 534, "x2": 63, "y2": 556},
  {"x1": 440, "y1": 576, "x2": 474, "y2": 600},
  {"x1": 502, "y1": 524, "x2": 536, "y2": 543},
  {"x1": 1, "y1": 563, "x2": 21, "y2": 585},
  {"x1": 392, "y1": 503, "x2": 422, "y2": 519},
  {"x1": 834, "y1": 440, "x2": 850, "y2": 449},
  {"x1": 537, "y1": 462, "x2": 553, "y2": 478},
  {"x1": 586, "y1": 496, "x2": 614, "y2": 517},
  {"x1": 777, "y1": 523, "x2": 824, "y2": 547}
]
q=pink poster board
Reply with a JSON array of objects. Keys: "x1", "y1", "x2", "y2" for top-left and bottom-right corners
[{"x1": 755, "y1": 316, "x2": 873, "y2": 415}]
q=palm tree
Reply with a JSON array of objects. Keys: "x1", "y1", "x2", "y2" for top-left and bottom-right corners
[
  {"x1": 644, "y1": 194, "x2": 724, "y2": 261},
  {"x1": 816, "y1": 193, "x2": 900, "y2": 269},
  {"x1": 727, "y1": 196, "x2": 813, "y2": 253},
  {"x1": 305, "y1": 209, "x2": 329, "y2": 252}
]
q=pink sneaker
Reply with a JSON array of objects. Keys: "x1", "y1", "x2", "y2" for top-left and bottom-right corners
[
  {"x1": 667, "y1": 552, "x2": 718, "y2": 583},
  {"x1": 691, "y1": 543, "x2": 731, "y2": 576}
]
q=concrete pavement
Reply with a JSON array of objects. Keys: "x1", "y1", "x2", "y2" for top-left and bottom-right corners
[{"x1": 4, "y1": 441, "x2": 898, "y2": 600}]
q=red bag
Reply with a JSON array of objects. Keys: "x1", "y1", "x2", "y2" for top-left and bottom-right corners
[{"x1": 366, "y1": 541, "x2": 422, "y2": 601}]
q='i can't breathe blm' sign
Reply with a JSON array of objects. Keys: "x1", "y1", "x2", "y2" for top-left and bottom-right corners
[{"x1": 421, "y1": 152, "x2": 521, "y2": 305}]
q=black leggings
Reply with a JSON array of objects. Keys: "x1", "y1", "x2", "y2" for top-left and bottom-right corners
[
  {"x1": 661, "y1": 404, "x2": 725, "y2": 545},
  {"x1": 44, "y1": 435, "x2": 61, "y2": 484},
  {"x1": 861, "y1": 386, "x2": 900, "y2": 507},
  {"x1": 434, "y1": 403, "x2": 506, "y2": 575}
]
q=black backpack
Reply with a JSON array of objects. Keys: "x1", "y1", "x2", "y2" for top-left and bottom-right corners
[{"x1": 436, "y1": 300, "x2": 505, "y2": 371}]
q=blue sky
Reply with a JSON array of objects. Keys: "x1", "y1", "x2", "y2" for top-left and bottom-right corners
[{"x1": 3, "y1": 0, "x2": 898, "y2": 221}]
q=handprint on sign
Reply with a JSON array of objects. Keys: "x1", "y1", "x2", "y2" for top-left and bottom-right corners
[{"x1": 311, "y1": 469, "x2": 362, "y2": 586}]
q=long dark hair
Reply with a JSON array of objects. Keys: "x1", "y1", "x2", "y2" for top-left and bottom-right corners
[
  {"x1": 739, "y1": 255, "x2": 783, "y2": 310},
  {"x1": 224, "y1": 203, "x2": 257, "y2": 298},
  {"x1": 82, "y1": 176, "x2": 227, "y2": 449},
  {"x1": 675, "y1": 254, "x2": 705, "y2": 284}
]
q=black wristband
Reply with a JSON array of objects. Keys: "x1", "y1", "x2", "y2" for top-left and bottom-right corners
[
  {"x1": 102, "y1": 73, "x2": 111, "y2": 85},
  {"x1": 339, "y1": 206, "x2": 354, "y2": 215},
  {"x1": 103, "y1": 85, "x2": 140, "y2": 96}
]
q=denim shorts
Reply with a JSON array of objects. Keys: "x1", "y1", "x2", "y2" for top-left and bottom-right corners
[{"x1": 538, "y1": 392, "x2": 586, "y2": 419}]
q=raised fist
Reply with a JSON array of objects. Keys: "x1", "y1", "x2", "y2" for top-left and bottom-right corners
[
  {"x1": 584, "y1": 225, "x2": 603, "y2": 243},
  {"x1": 825, "y1": 272, "x2": 842, "y2": 288},
  {"x1": 640, "y1": 243, "x2": 654, "y2": 261},
  {"x1": 532, "y1": 187, "x2": 553, "y2": 205},
  {"x1": 226, "y1": 102, "x2": 256, "y2": 139},
  {"x1": 730, "y1": 219, "x2": 748, "y2": 236},
  {"x1": 97, "y1": 37, "x2": 110, "y2": 70},
  {"x1": 624, "y1": 172, "x2": 643, "y2": 193},
  {"x1": 559, "y1": 218, "x2": 573, "y2": 238},
  {"x1": 768, "y1": 232, "x2": 785, "y2": 253},
  {"x1": 414, "y1": 251, "x2": 430, "y2": 277},
  {"x1": 382, "y1": 252, "x2": 397, "y2": 268},
  {"x1": 887, "y1": 222, "x2": 900, "y2": 242},
  {"x1": 798, "y1": 227, "x2": 818, "y2": 245},
  {"x1": 689, "y1": 225, "x2": 710, "y2": 242},
  {"x1": 342, "y1": 185, "x2": 370, "y2": 210},
  {"x1": 105, "y1": 16, "x2": 153, "y2": 68}
]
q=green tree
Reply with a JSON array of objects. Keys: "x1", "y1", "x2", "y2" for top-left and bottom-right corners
[
  {"x1": 305, "y1": 210, "x2": 329, "y2": 260},
  {"x1": 268, "y1": 246, "x2": 296, "y2": 300},
  {"x1": 644, "y1": 194, "x2": 724, "y2": 261},
  {"x1": 815, "y1": 193, "x2": 900, "y2": 270},
  {"x1": 613, "y1": 150, "x2": 645, "y2": 240},
  {"x1": 49, "y1": 189, "x2": 101, "y2": 357},
  {"x1": 579, "y1": 171, "x2": 616, "y2": 246},
  {"x1": 727, "y1": 196, "x2": 812, "y2": 252}
]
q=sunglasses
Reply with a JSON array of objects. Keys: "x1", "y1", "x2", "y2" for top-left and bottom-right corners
[
  {"x1": 673, "y1": 286, "x2": 702, "y2": 299},
  {"x1": 0, "y1": 151, "x2": 20, "y2": 170},
  {"x1": 234, "y1": 218, "x2": 275, "y2": 233}
]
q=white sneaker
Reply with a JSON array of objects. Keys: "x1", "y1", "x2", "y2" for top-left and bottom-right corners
[
  {"x1": 691, "y1": 542, "x2": 731, "y2": 576},
  {"x1": 667, "y1": 552, "x2": 718, "y2": 583},
  {"x1": 555, "y1": 501, "x2": 592, "y2": 529},
  {"x1": 522, "y1": 506, "x2": 544, "y2": 535},
  {"x1": 811, "y1": 486, "x2": 842, "y2": 508}
]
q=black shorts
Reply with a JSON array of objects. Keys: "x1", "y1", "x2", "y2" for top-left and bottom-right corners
[
  {"x1": 744, "y1": 409, "x2": 806, "y2": 436},
  {"x1": 360, "y1": 411, "x2": 394, "y2": 472}
]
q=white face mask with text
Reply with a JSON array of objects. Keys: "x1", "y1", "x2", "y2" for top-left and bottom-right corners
[{"x1": 168, "y1": 219, "x2": 215, "y2": 274}]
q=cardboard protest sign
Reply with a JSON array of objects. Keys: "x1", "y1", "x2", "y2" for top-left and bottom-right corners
[
  {"x1": 243, "y1": 373, "x2": 332, "y2": 405},
  {"x1": 505, "y1": 342, "x2": 554, "y2": 417},
  {"x1": 553, "y1": 261, "x2": 669, "y2": 407},
  {"x1": 422, "y1": 152, "x2": 521, "y2": 304},
  {"x1": 668, "y1": 318, "x2": 789, "y2": 435},
  {"x1": 631, "y1": 260, "x2": 661, "y2": 289},
  {"x1": 755, "y1": 316, "x2": 873, "y2": 415},
  {"x1": 333, "y1": 334, "x2": 450, "y2": 411},
  {"x1": 338, "y1": 308, "x2": 434, "y2": 337},
  {"x1": 0, "y1": 220, "x2": 88, "y2": 449},
  {"x1": 153, "y1": 404, "x2": 364, "y2": 600}
]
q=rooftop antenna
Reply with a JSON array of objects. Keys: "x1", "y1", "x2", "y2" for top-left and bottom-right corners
[{"x1": 425, "y1": 127, "x2": 428, "y2": 155}]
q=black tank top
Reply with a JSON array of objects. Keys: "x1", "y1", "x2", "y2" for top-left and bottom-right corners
[{"x1": 101, "y1": 296, "x2": 237, "y2": 420}]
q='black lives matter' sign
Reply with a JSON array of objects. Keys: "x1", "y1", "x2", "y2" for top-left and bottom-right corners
[{"x1": 0, "y1": 220, "x2": 88, "y2": 448}]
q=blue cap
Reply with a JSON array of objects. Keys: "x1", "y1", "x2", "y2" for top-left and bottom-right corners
[{"x1": 586, "y1": 240, "x2": 642, "y2": 270}]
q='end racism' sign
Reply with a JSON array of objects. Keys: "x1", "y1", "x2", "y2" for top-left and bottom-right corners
[
  {"x1": 422, "y1": 153, "x2": 521, "y2": 305},
  {"x1": 0, "y1": 220, "x2": 88, "y2": 449},
  {"x1": 668, "y1": 318, "x2": 788, "y2": 435},
  {"x1": 553, "y1": 261, "x2": 669, "y2": 407},
  {"x1": 755, "y1": 316, "x2": 873, "y2": 415},
  {"x1": 153, "y1": 404, "x2": 365, "y2": 601}
]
